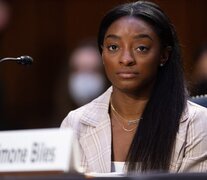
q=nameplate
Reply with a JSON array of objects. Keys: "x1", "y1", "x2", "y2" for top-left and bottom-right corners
[{"x1": 0, "y1": 128, "x2": 82, "y2": 173}]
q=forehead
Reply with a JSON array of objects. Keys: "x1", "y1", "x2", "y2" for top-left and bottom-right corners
[{"x1": 105, "y1": 16, "x2": 158, "y2": 40}]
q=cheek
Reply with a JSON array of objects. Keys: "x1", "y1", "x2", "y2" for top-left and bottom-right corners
[
  {"x1": 140, "y1": 64, "x2": 159, "y2": 82},
  {"x1": 137, "y1": 53, "x2": 160, "y2": 71},
  {"x1": 136, "y1": 55, "x2": 161, "y2": 81},
  {"x1": 102, "y1": 54, "x2": 114, "y2": 80}
]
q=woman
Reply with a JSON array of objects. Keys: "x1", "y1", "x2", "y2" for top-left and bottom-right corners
[{"x1": 61, "y1": 1, "x2": 207, "y2": 173}]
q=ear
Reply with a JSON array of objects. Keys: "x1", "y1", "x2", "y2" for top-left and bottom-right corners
[{"x1": 159, "y1": 46, "x2": 172, "y2": 67}]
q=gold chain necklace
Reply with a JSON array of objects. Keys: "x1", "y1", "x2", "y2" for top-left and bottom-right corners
[
  {"x1": 111, "y1": 106, "x2": 137, "y2": 132},
  {"x1": 110, "y1": 101, "x2": 142, "y2": 126}
]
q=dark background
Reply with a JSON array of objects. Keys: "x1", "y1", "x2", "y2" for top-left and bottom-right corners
[{"x1": 0, "y1": 0, "x2": 207, "y2": 130}]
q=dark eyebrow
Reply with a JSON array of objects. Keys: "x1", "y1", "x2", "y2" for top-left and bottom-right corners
[
  {"x1": 134, "y1": 34, "x2": 153, "y2": 41},
  {"x1": 105, "y1": 34, "x2": 153, "y2": 41},
  {"x1": 105, "y1": 34, "x2": 120, "y2": 40}
]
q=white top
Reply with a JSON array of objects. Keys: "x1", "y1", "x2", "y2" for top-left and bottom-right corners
[
  {"x1": 85, "y1": 162, "x2": 125, "y2": 177},
  {"x1": 111, "y1": 161, "x2": 125, "y2": 173}
]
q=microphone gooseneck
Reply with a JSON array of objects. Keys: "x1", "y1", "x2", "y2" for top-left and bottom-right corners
[{"x1": 0, "y1": 56, "x2": 33, "y2": 65}]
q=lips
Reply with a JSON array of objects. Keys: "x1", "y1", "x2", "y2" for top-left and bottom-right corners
[{"x1": 116, "y1": 70, "x2": 139, "y2": 79}]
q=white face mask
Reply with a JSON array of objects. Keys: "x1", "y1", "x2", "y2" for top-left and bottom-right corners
[{"x1": 68, "y1": 72, "x2": 105, "y2": 106}]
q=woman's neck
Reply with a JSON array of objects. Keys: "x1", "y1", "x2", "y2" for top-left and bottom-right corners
[{"x1": 111, "y1": 87, "x2": 149, "y2": 120}]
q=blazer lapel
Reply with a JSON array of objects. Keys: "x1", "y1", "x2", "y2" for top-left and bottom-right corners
[{"x1": 79, "y1": 87, "x2": 112, "y2": 173}]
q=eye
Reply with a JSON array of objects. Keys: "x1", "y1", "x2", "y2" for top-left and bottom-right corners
[
  {"x1": 136, "y1": 46, "x2": 149, "y2": 52},
  {"x1": 107, "y1": 45, "x2": 119, "y2": 52}
]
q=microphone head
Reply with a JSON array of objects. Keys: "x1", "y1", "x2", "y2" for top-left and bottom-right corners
[{"x1": 17, "y1": 56, "x2": 33, "y2": 65}]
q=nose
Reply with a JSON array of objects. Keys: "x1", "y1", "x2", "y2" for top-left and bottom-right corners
[{"x1": 119, "y1": 49, "x2": 135, "y2": 66}]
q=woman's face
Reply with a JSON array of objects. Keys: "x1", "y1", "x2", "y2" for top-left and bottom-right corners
[{"x1": 102, "y1": 16, "x2": 164, "y2": 95}]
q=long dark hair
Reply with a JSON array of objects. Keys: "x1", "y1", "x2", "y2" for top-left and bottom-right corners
[{"x1": 98, "y1": 1, "x2": 187, "y2": 172}]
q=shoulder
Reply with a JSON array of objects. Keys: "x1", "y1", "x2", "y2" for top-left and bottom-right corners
[
  {"x1": 60, "y1": 103, "x2": 90, "y2": 128},
  {"x1": 173, "y1": 101, "x2": 207, "y2": 172},
  {"x1": 177, "y1": 101, "x2": 207, "y2": 148},
  {"x1": 60, "y1": 87, "x2": 112, "y2": 129},
  {"x1": 180, "y1": 101, "x2": 207, "y2": 148},
  {"x1": 186, "y1": 100, "x2": 207, "y2": 125}
]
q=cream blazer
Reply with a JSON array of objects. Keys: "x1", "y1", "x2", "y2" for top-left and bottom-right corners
[{"x1": 61, "y1": 87, "x2": 207, "y2": 173}]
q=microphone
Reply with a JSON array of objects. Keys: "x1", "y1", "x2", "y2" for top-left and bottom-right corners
[{"x1": 0, "y1": 56, "x2": 33, "y2": 65}]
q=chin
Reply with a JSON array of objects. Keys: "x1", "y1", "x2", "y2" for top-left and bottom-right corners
[
  {"x1": 113, "y1": 81, "x2": 152, "y2": 96},
  {"x1": 115, "y1": 83, "x2": 141, "y2": 93}
]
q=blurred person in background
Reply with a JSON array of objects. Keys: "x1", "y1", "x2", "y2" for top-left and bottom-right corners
[
  {"x1": 189, "y1": 43, "x2": 207, "y2": 107},
  {"x1": 68, "y1": 40, "x2": 107, "y2": 106},
  {"x1": 0, "y1": 0, "x2": 11, "y2": 130},
  {"x1": 190, "y1": 43, "x2": 207, "y2": 96},
  {"x1": 0, "y1": 0, "x2": 11, "y2": 36},
  {"x1": 53, "y1": 40, "x2": 108, "y2": 126}
]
